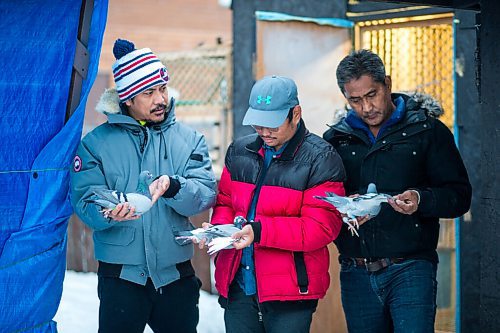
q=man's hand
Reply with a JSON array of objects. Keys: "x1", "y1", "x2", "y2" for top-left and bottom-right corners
[
  {"x1": 389, "y1": 190, "x2": 419, "y2": 215},
  {"x1": 231, "y1": 225, "x2": 254, "y2": 250},
  {"x1": 105, "y1": 203, "x2": 140, "y2": 221},
  {"x1": 149, "y1": 175, "x2": 171, "y2": 204}
]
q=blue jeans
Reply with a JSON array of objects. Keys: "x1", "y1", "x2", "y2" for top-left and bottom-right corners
[{"x1": 340, "y1": 258, "x2": 437, "y2": 333}]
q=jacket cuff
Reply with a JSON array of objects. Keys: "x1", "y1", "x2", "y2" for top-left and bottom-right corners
[
  {"x1": 408, "y1": 189, "x2": 421, "y2": 204},
  {"x1": 416, "y1": 189, "x2": 434, "y2": 215},
  {"x1": 162, "y1": 176, "x2": 181, "y2": 198},
  {"x1": 249, "y1": 222, "x2": 262, "y2": 243}
]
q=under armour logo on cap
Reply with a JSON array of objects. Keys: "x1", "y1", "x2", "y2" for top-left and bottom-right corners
[{"x1": 257, "y1": 95, "x2": 272, "y2": 105}]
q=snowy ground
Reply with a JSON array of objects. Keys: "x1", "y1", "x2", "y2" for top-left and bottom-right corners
[{"x1": 54, "y1": 270, "x2": 225, "y2": 333}]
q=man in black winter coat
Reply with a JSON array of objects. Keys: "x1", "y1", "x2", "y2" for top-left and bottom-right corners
[{"x1": 323, "y1": 49, "x2": 472, "y2": 333}]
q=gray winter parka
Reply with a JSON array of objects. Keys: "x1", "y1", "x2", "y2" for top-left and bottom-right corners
[{"x1": 71, "y1": 89, "x2": 216, "y2": 288}]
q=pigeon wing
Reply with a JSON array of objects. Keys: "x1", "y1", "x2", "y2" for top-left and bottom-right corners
[
  {"x1": 92, "y1": 189, "x2": 121, "y2": 204},
  {"x1": 351, "y1": 194, "x2": 389, "y2": 216},
  {"x1": 85, "y1": 189, "x2": 122, "y2": 210},
  {"x1": 205, "y1": 224, "x2": 241, "y2": 238},
  {"x1": 125, "y1": 193, "x2": 152, "y2": 215}
]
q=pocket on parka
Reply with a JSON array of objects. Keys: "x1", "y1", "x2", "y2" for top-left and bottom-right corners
[{"x1": 94, "y1": 226, "x2": 135, "y2": 246}]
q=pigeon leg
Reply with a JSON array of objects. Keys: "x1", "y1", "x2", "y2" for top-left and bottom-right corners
[
  {"x1": 100, "y1": 208, "x2": 112, "y2": 219},
  {"x1": 346, "y1": 222, "x2": 360, "y2": 237},
  {"x1": 350, "y1": 215, "x2": 359, "y2": 229},
  {"x1": 342, "y1": 217, "x2": 360, "y2": 237}
]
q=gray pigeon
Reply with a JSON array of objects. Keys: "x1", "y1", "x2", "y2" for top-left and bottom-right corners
[
  {"x1": 174, "y1": 224, "x2": 241, "y2": 245},
  {"x1": 174, "y1": 217, "x2": 245, "y2": 254},
  {"x1": 314, "y1": 183, "x2": 391, "y2": 236},
  {"x1": 86, "y1": 170, "x2": 155, "y2": 216}
]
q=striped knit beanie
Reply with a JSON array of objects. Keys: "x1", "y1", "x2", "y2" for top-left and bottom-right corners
[{"x1": 112, "y1": 39, "x2": 169, "y2": 102}]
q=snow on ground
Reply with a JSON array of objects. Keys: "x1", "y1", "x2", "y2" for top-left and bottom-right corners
[{"x1": 54, "y1": 270, "x2": 225, "y2": 333}]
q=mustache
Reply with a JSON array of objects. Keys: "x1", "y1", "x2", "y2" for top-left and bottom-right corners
[{"x1": 150, "y1": 104, "x2": 168, "y2": 113}]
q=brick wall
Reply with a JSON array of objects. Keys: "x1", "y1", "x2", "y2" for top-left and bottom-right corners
[{"x1": 98, "y1": 0, "x2": 232, "y2": 72}]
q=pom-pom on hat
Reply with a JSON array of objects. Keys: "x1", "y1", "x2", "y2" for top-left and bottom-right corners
[{"x1": 111, "y1": 39, "x2": 169, "y2": 102}]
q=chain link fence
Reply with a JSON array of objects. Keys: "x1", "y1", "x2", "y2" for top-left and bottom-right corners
[{"x1": 159, "y1": 45, "x2": 233, "y2": 176}]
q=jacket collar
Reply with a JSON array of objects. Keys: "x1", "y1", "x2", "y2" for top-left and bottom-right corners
[
  {"x1": 326, "y1": 92, "x2": 438, "y2": 141},
  {"x1": 344, "y1": 96, "x2": 406, "y2": 143},
  {"x1": 245, "y1": 119, "x2": 308, "y2": 161}
]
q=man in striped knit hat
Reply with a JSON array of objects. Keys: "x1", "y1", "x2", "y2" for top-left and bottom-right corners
[{"x1": 71, "y1": 39, "x2": 217, "y2": 333}]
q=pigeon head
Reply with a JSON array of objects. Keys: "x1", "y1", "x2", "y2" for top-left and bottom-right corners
[
  {"x1": 367, "y1": 183, "x2": 377, "y2": 194},
  {"x1": 136, "y1": 171, "x2": 154, "y2": 197}
]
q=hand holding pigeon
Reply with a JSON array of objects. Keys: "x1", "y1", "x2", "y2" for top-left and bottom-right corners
[
  {"x1": 149, "y1": 175, "x2": 171, "y2": 204},
  {"x1": 230, "y1": 225, "x2": 254, "y2": 250},
  {"x1": 105, "y1": 203, "x2": 139, "y2": 221},
  {"x1": 174, "y1": 223, "x2": 242, "y2": 254},
  {"x1": 85, "y1": 170, "x2": 155, "y2": 220},
  {"x1": 315, "y1": 183, "x2": 391, "y2": 236},
  {"x1": 388, "y1": 190, "x2": 420, "y2": 215},
  {"x1": 174, "y1": 217, "x2": 249, "y2": 255}
]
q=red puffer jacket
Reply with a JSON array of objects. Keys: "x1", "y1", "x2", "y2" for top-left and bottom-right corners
[{"x1": 212, "y1": 121, "x2": 345, "y2": 302}]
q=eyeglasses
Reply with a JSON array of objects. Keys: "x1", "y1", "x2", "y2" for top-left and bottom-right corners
[{"x1": 251, "y1": 125, "x2": 280, "y2": 133}]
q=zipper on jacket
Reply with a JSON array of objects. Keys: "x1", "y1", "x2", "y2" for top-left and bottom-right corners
[
  {"x1": 250, "y1": 154, "x2": 268, "y2": 323},
  {"x1": 154, "y1": 126, "x2": 168, "y2": 160},
  {"x1": 256, "y1": 294, "x2": 263, "y2": 322},
  {"x1": 253, "y1": 255, "x2": 263, "y2": 322},
  {"x1": 139, "y1": 126, "x2": 148, "y2": 153}
]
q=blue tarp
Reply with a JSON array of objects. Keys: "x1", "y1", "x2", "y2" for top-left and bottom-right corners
[{"x1": 0, "y1": 1, "x2": 107, "y2": 331}]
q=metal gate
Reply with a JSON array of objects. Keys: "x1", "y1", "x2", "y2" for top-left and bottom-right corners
[{"x1": 355, "y1": 14, "x2": 454, "y2": 128}]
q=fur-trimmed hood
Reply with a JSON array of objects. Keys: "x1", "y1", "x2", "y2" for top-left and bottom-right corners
[
  {"x1": 96, "y1": 88, "x2": 122, "y2": 115},
  {"x1": 402, "y1": 91, "x2": 444, "y2": 118}
]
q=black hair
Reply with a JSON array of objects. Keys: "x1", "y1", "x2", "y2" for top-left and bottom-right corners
[
  {"x1": 336, "y1": 49, "x2": 386, "y2": 94},
  {"x1": 286, "y1": 107, "x2": 295, "y2": 122}
]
